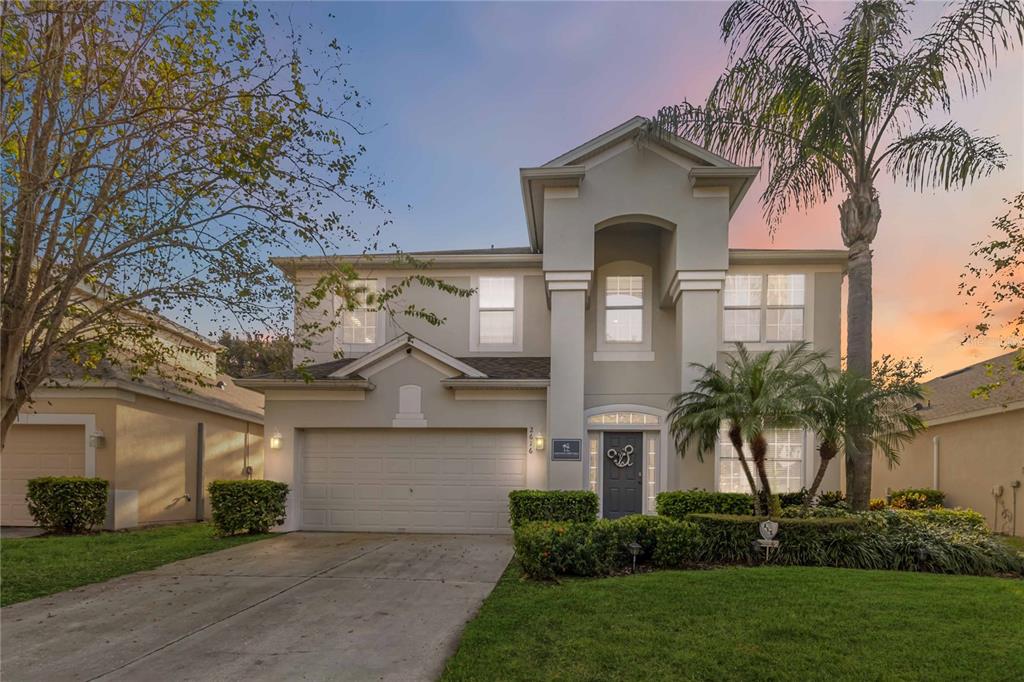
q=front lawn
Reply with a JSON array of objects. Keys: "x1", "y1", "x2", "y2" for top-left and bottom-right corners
[
  {"x1": 1, "y1": 522, "x2": 272, "y2": 606},
  {"x1": 443, "y1": 563, "x2": 1024, "y2": 681}
]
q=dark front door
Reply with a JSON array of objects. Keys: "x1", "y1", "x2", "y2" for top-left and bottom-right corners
[{"x1": 602, "y1": 432, "x2": 643, "y2": 519}]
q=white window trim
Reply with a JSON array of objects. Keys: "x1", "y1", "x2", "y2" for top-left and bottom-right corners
[
  {"x1": 334, "y1": 277, "x2": 386, "y2": 357},
  {"x1": 469, "y1": 274, "x2": 524, "y2": 352},
  {"x1": 713, "y1": 427, "x2": 808, "y2": 494},
  {"x1": 595, "y1": 262, "x2": 653, "y2": 360},
  {"x1": 720, "y1": 271, "x2": 815, "y2": 350}
]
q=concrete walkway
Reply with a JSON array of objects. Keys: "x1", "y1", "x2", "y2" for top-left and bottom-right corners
[{"x1": 1, "y1": 532, "x2": 512, "y2": 681}]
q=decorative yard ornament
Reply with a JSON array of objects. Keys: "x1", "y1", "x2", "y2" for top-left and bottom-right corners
[
  {"x1": 755, "y1": 519, "x2": 781, "y2": 560},
  {"x1": 606, "y1": 444, "x2": 634, "y2": 468}
]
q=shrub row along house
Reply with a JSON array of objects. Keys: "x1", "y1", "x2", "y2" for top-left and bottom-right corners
[
  {"x1": 239, "y1": 117, "x2": 846, "y2": 534},
  {"x1": 0, "y1": 314, "x2": 264, "y2": 529}
]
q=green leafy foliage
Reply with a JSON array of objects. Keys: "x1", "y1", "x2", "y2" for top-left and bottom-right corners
[
  {"x1": 890, "y1": 488, "x2": 945, "y2": 509},
  {"x1": 216, "y1": 332, "x2": 293, "y2": 378},
  {"x1": 688, "y1": 513, "x2": 868, "y2": 565},
  {"x1": 961, "y1": 194, "x2": 1024, "y2": 373},
  {"x1": 507, "y1": 490, "x2": 598, "y2": 529},
  {"x1": 667, "y1": 342, "x2": 825, "y2": 510},
  {"x1": 513, "y1": 516, "x2": 701, "y2": 580},
  {"x1": 657, "y1": 490, "x2": 755, "y2": 518},
  {"x1": 207, "y1": 480, "x2": 288, "y2": 535},
  {"x1": 26, "y1": 477, "x2": 108, "y2": 534}
]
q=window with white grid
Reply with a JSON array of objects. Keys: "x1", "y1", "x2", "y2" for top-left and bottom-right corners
[
  {"x1": 339, "y1": 279, "x2": 378, "y2": 345},
  {"x1": 723, "y1": 274, "x2": 805, "y2": 343},
  {"x1": 717, "y1": 428, "x2": 805, "y2": 493},
  {"x1": 723, "y1": 275, "x2": 762, "y2": 342},
  {"x1": 604, "y1": 276, "x2": 644, "y2": 343},
  {"x1": 478, "y1": 276, "x2": 516, "y2": 345},
  {"x1": 766, "y1": 274, "x2": 805, "y2": 341}
]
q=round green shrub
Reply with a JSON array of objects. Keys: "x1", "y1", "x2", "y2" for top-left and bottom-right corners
[
  {"x1": 208, "y1": 480, "x2": 289, "y2": 535},
  {"x1": 26, "y1": 476, "x2": 108, "y2": 534}
]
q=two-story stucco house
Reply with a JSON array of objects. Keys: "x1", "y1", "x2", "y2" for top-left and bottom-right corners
[{"x1": 239, "y1": 117, "x2": 846, "y2": 534}]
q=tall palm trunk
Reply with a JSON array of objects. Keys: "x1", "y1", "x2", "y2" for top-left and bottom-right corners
[
  {"x1": 749, "y1": 433, "x2": 773, "y2": 510},
  {"x1": 803, "y1": 441, "x2": 838, "y2": 512},
  {"x1": 840, "y1": 187, "x2": 880, "y2": 511},
  {"x1": 728, "y1": 424, "x2": 762, "y2": 516}
]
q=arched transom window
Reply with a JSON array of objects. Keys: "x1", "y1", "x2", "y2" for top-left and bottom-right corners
[{"x1": 587, "y1": 411, "x2": 660, "y2": 426}]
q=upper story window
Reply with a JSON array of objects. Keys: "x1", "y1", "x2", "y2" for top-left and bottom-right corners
[
  {"x1": 478, "y1": 276, "x2": 515, "y2": 345},
  {"x1": 471, "y1": 275, "x2": 522, "y2": 351},
  {"x1": 605, "y1": 276, "x2": 644, "y2": 343},
  {"x1": 339, "y1": 279, "x2": 379, "y2": 345},
  {"x1": 723, "y1": 274, "x2": 805, "y2": 343}
]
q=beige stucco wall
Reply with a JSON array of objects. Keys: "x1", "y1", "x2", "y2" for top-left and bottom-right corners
[
  {"x1": 873, "y1": 408, "x2": 1024, "y2": 536},
  {"x1": 263, "y1": 354, "x2": 547, "y2": 530},
  {"x1": 542, "y1": 142, "x2": 729, "y2": 273},
  {"x1": 115, "y1": 393, "x2": 264, "y2": 526},
  {"x1": 6, "y1": 390, "x2": 262, "y2": 529}
]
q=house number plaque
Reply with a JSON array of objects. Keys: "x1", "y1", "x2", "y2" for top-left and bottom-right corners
[{"x1": 551, "y1": 438, "x2": 582, "y2": 461}]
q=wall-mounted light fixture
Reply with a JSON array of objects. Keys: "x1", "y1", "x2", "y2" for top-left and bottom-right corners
[
  {"x1": 533, "y1": 432, "x2": 545, "y2": 451},
  {"x1": 269, "y1": 431, "x2": 283, "y2": 450},
  {"x1": 89, "y1": 430, "x2": 106, "y2": 448}
]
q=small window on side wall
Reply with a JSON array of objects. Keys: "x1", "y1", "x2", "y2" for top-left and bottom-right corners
[{"x1": 477, "y1": 276, "x2": 516, "y2": 346}]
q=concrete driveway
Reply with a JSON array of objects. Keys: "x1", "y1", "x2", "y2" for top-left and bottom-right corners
[{"x1": 1, "y1": 532, "x2": 512, "y2": 681}]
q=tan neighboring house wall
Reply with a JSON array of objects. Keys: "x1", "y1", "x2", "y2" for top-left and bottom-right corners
[
  {"x1": 873, "y1": 404, "x2": 1024, "y2": 537},
  {"x1": 872, "y1": 351, "x2": 1024, "y2": 537},
  {"x1": 2, "y1": 311, "x2": 264, "y2": 529}
]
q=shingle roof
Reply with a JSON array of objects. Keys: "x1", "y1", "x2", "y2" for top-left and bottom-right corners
[
  {"x1": 455, "y1": 356, "x2": 550, "y2": 380},
  {"x1": 916, "y1": 351, "x2": 1024, "y2": 422},
  {"x1": 253, "y1": 355, "x2": 550, "y2": 381},
  {"x1": 47, "y1": 357, "x2": 263, "y2": 419}
]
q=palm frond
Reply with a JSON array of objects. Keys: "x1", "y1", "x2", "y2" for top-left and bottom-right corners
[
  {"x1": 883, "y1": 122, "x2": 1006, "y2": 191},
  {"x1": 914, "y1": 0, "x2": 1024, "y2": 101}
]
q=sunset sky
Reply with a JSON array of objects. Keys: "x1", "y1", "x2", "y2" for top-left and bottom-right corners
[{"x1": 280, "y1": 1, "x2": 1023, "y2": 378}]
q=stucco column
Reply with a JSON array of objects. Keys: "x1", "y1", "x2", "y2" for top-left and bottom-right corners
[
  {"x1": 263, "y1": 409, "x2": 299, "y2": 532},
  {"x1": 672, "y1": 271, "x2": 725, "y2": 490},
  {"x1": 545, "y1": 272, "x2": 591, "y2": 490}
]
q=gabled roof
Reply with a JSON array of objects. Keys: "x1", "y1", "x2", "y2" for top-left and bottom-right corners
[
  {"x1": 520, "y1": 116, "x2": 759, "y2": 252},
  {"x1": 330, "y1": 334, "x2": 487, "y2": 379},
  {"x1": 915, "y1": 350, "x2": 1024, "y2": 424},
  {"x1": 542, "y1": 116, "x2": 737, "y2": 169}
]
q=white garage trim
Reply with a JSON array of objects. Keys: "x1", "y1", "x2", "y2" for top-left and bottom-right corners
[{"x1": 14, "y1": 413, "x2": 97, "y2": 477}]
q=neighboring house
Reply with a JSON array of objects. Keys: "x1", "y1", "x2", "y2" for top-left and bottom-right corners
[
  {"x1": 1, "y1": 317, "x2": 264, "y2": 530},
  {"x1": 872, "y1": 351, "x2": 1024, "y2": 537},
  {"x1": 239, "y1": 117, "x2": 846, "y2": 534}
]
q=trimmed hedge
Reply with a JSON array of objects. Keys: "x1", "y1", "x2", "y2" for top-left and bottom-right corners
[
  {"x1": 513, "y1": 515, "x2": 701, "y2": 579},
  {"x1": 26, "y1": 477, "x2": 108, "y2": 534},
  {"x1": 890, "y1": 488, "x2": 945, "y2": 509},
  {"x1": 656, "y1": 490, "x2": 754, "y2": 519},
  {"x1": 508, "y1": 490, "x2": 598, "y2": 528},
  {"x1": 208, "y1": 480, "x2": 289, "y2": 535},
  {"x1": 687, "y1": 510, "x2": 1023, "y2": 576}
]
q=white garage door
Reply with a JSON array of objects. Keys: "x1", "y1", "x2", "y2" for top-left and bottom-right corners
[{"x1": 300, "y1": 428, "x2": 527, "y2": 533}]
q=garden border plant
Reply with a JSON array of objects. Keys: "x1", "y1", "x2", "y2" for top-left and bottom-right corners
[
  {"x1": 26, "y1": 476, "x2": 109, "y2": 534},
  {"x1": 208, "y1": 480, "x2": 289, "y2": 535}
]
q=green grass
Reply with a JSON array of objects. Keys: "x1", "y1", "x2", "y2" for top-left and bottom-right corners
[
  {"x1": 1, "y1": 522, "x2": 272, "y2": 606},
  {"x1": 443, "y1": 563, "x2": 1024, "y2": 681},
  {"x1": 1002, "y1": 534, "x2": 1024, "y2": 553}
]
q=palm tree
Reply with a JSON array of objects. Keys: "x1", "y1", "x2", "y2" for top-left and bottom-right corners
[
  {"x1": 647, "y1": 0, "x2": 1023, "y2": 510},
  {"x1": 668, "y1": 342, "x2": 822, "y2": 515},
  {"x1": 800, "y1": 366, "x2": 926, "y2": 511}
]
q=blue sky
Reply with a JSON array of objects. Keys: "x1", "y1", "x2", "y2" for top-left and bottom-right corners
[{"x1": 259, "y1": 1, "x2": 1022, "y2": 374}]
